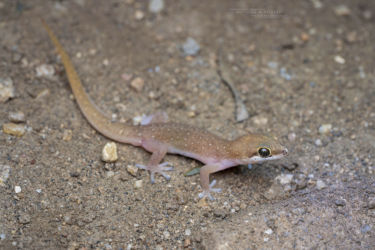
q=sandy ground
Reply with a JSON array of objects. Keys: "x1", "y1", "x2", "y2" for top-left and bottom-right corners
[{"x1": 1, "y1": 0, "x2": 375, "y2": 249}]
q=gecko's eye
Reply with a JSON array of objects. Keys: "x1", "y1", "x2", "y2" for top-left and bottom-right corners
[{"x1": 258, "y1": 147, "x2": 271, "y2": 158}]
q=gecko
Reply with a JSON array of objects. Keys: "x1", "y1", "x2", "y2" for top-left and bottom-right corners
[{"x1": 42, "y1": 20, "x2": 288, "y2": 200}]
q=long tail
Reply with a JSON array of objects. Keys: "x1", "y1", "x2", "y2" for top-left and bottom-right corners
[{"x1": 41, "y1": 19, "x2": 140, "y2": 145}]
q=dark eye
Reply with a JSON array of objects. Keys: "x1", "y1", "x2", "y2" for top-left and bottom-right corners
[{"x1": 258, "y1": 147, "x2": 271, "y2": 158}]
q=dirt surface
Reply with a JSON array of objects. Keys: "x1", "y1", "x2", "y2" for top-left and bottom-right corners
[{"x1": 1, "y1": 0, "x2": 375, "y2": 249}]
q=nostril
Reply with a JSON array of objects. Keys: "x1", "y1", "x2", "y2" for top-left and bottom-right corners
[{"x1": 283, "y1": 148, "x2": 288, "y2": 156}]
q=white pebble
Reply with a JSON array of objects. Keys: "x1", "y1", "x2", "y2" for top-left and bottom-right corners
[
  {"x1": 319, "y1": 124, "x2": 332, "y2": 134},
  {"x1": 276, "y1": 174, "x2": 294, "y2": 185},
  {"x1": 149, "y1": 0, "x2": 164, "y2": 13},
  {"x1": 334, "y1": 5, "x2": 351, "y2": 16},
  {"x1": 132, "y1": 115, "x2": 144, "y2": 125},
  {"x1": 15, "y1": 186, "x2": 22, "y2": 193},
  {"x1": 334, "y1": 55, "x2": 345, "y2": 64},
  {"x1": 163, "y1": 231, "x2": 170, "y2": 239},
  {"x1": 36, "y1": 64, "x2": 55, "y2": 77},
  {"x1": 316, "y1": 179, "x2": 327, "y2": 190},
  {"x1": 311, "y1": 0, "x2": 323, "y2": 9},
  {"x1": 185, "y1": 228, "x2": 191, "y2": 236},
  {"x1": 182, "y1": 37, "x2": 200, "y2": 56},
  {"x1": 0, "y1": 77, "x2": 15, "y2": 103},
  {"x1": 8, "y1": 111, "x2": 25, "y2": 123},
  {"x1": 251, "y1": 115, "x2": 268, "y2": 126},
  {"x1": 288, "y1": 133, "x2": 296, "y2": 142},
  {"x1": 315, "y1": 139, "x2": 323, "y2": 146},
  {"x1": 264, "y1": 228, "x2": 273, "y2": 235},
  {"x1": 0, "y1": 165, "x2": 11, "y2": 187},
  {"x1": 135, "y1": 10, "x2": 145, "y2": 20},
  {"x1": 134, "y1": 180, "x2": 143, "y2": 188},
  {"x1": 106, "y1": 171, "x2": 115, "y2": 178},
  {"x1": 101, "y1": 142, "x2": 118, "y2": 162}
]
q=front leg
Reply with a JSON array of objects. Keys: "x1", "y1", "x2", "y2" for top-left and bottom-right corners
[
  {"x1": 199, "y1": 164, "x2": 227, "y2": 200},
  {"x1": 136, "y1": 141, "x2": 173, "y2": 183}
]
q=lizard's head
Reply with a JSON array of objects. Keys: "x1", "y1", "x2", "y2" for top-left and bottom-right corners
[{"x1": 230, "y1": 133, "x2": 288, "y2": 164}]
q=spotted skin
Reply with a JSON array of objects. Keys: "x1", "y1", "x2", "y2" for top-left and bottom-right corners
[{"x1": 42, "y1": 20, "x2": 288, "y2": 199}]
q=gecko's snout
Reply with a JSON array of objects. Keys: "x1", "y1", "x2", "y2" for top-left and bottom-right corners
[{"x1": 282, "y1": 148, "x2": 288, "y2": 156}]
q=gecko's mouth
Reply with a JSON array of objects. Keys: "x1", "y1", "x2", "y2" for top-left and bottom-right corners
[{"x1": 244, "y1": 153, "x2": 286, "y2": 164}]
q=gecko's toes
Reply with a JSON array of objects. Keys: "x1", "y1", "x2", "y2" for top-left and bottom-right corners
[
  {"x1": 135, "y1": 164, "x2": 147, "y2": 170},
  {"x1": 198, "y1": 180, "x2": 221, "y2": 200},
  {"x1": 135, "y1": 162, "x2": 173, "y2": 182},
  {"x1": 156, "y1": 162, "x2": 173, "y2": 181},
  {"x1": 150, "y1": 172, "x2": 156, "y2": 184}
]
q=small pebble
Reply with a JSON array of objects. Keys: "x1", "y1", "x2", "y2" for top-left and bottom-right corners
[
  {"x1": 106, "y1": 171, "x2": 115, "y2": 178},
  {"x1": 264, "y1": 228, "x2": 273, "y2": 235},
  {"x1": 311, "y1": 0, "x2": 323, "y2": 9},
  {"x1": 295, "y1": 178, "x2": 308, "y2": 190},
  {"x1": 130, "y1": 77, "x2": 144, "y2": 92},
  {"x1": 102, "y1": 59, "x2": 109, "y2": 66},
  {"x1": 316, "y1": 179, "x2": 327, "y2": 190},
  {"x1": 0, "y1": 165, "x2": 11, "y2": 187},
  {"x1": 300, "y1": 32, "x2": 309, "y2": 42},
  {"x1": 319, "y1": 124, "x2": 332, "y2": 134},
  {"x1": 15, "y1": 186, "x2": 22, "y2": 193},
  {"x1": 126, "y1": 165, "x2": 138, "y2": 177},
  {"x1": 315, "y1": 139, "x2": 323, "y2": 146},
  {"x1": 197, "y1": 197, "x2": 209, "y2": 208},
  {"x1": 187, "y1": 111, "x2": 196, "y2": 118},
  {"x1": 18, "y1": 213, "x2": 31, "y2": 224},
  {"x1": 36, "y1": 64, "x2": 55, "y2": 77},
  {"x1": 149, "y1": 0, "x2": 164, "y2": 13},
  {"x1": 134, "y1": 179, "x2": 143, "y2": 188},
  {"x1": 132, "y1": 115, "x2": 144, "y2": 125},
  {"x1": 334, "y1": 199, "x2": 346, "y2": 206},
  {"x1": 3, "y1": 123, "x2": 26, "y2": 137},
  {"x1": 288, "y1": 133, "x2": 296, "y2": 142},
  {"x1": 276, "y1": 174, "x2": 294, "y2": 185},
  {"x1": 35, "y1": 88, "x2": 50, "y2": 99},
  {"x1": 360, "y1": 224, "x2": 371, "y2": 234},
  {"x1": 121, "y1": 73, "x2": 133, "y2": 81},
  {"x1": 8, "y1": 111, "x2": 25, "y2": 123},
  {"x1": 0, "y1": 77, "x2": 15, "y2": 103},
  {"x1": 334, "y1": 5, "x2": 351, "y2": 16},
  {"x1": 367, "y1": 197, "x2": 375, "y2": 209},
  {"x1": 134, "y1": 10, "x2": 145, "y2": 20},
  {"x1": 346, "y1": 31, "x2": 357, "y2": 43},
  {"x1": 182, "y1": 37, "x2": 200, "y2": 56},
  {"x1": 280, "y1": 67, "x2": 292, "y2": 80},
  {"x1": 334, "y1": 55, "x2": 345, "y2": 64},
  {"x1": 185, "y1": 228, "x2": 191, "y2": 236},
  {"x1": 101, "y1": 142, "x2": 118, "y2": 162},
  {"x1": 62, "y1": 129, "x2": 72, "y2": 141},
  {"x1": 0, "y1": 233, "x2": 5, "y2": 240},
  {"x1": 163, "y1": 231, "x2": 170, "y2": 239},
  {"x1": 363, "y1": 10, "x2": 372, "y2": 20},
  {"x1": 184, "y1": 238, "x2": 191, "y2": 248},
  {"x1": 251, "y1": 115, "x2": 268, "y2": 126},
  {"x1": 213, "y1": 209, "x2": 228, "y2": 218}
]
